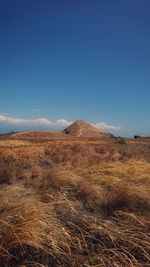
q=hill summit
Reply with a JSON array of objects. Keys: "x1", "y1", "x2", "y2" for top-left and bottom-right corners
[{"x1": 63, "y1": 120, "x2": 113, "y2": 138}]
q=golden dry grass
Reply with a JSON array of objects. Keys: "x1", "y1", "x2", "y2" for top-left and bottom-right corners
[
  {"x1": 0, "y1": 138, "x2": 150, "y2": 266},
  {"x1": 0, "y1": 185, "x2": 72, "y2": 267},
  {"x1": 0, "y1": 139, "x2": 31, "y2": 147}
]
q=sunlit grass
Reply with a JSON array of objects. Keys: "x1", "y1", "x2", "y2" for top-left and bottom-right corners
[
  {"x1": 0, "y1": 138, "x2": 150, "y2": 266},
  {"x1": 0, "y1": 139, "x2": 31, "y2": 147}
]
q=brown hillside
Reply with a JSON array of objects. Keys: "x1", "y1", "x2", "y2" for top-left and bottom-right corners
[
  {"x1": 0, "y1": 120, "x2": 114, "y2": 140},
  {"x1": 63, "y1": 120, "x2": 113, "y2": 138},
  {"x1": 9, "y1": 131, "x2": 65, "y2": 140}
]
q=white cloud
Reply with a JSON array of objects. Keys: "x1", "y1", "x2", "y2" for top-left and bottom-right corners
[
  {"x1": 0, "y1": 115, "x2": 52, "y2": 126},
  {"x1": 0, "y1": 114, "x2": 121, "y2": 131},
  {"x1": 54, "y1": 119, "x2": 73, "y2": 127},
  {"x1": 93, "y1": 122, "x2": 121, "y2": 131},
  {"x1": 0, "y1": 115, "x2": 72, "y2": 129},
  {"x1": 0, "y1": 112, "x2": 10, "y2": 116}
]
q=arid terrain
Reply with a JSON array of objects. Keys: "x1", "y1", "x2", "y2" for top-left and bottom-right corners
[{"x1": 0, "y1": 121, "x2": 150, "y2": 267}]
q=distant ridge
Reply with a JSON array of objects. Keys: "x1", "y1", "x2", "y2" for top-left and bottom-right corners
[
  {"x1": 63, "y1": 120, "x2": 113, "y2": 138},
  {"x1": 5, "y1": 131, "x2": 65, "y2": 140},
  {"x1": 0, "y1": 120, "x2": 114, "y2": 140}
]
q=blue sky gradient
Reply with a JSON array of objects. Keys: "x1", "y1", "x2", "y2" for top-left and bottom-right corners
[{"x1": 0, "y1": 0, "x2": 150, "y2": 136}]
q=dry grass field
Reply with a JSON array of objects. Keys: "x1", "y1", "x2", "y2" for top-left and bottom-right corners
[{"x1": 0, "y1": 134, "x2": 150, "y2": 266}]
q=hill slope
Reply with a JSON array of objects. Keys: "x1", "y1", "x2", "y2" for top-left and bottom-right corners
[
  {"x1": 0, "y1": 120, "x2": 114, "y2": 140},
  {"x1": 63, "y1": 120, "x2": 113, "y2": 138}
]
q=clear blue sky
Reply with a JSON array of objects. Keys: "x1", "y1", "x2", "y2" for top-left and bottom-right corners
[{"x1": 0, "y1": 0, "x2": 150, "y2": 136}]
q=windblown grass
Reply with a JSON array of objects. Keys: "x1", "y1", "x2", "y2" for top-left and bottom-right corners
[
  {"x1": 0, "y1": 139, "x2": 150, "y2": 266},
  {"x1": 0, "y1": 186, "x2": 72, "y2": 267}
]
